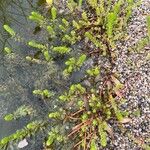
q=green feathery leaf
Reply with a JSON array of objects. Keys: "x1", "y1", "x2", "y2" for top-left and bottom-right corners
[
  {"x1": 3, "y1": 25, "x2": 16, "y2": 36},
  {"x1": 51, "y1": 6, "x2": 57, "y2": 20}
]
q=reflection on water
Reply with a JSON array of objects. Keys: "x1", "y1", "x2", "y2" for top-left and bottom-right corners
[{"x1": 0, "y1": 0, "x2": 64, "y2": 149}]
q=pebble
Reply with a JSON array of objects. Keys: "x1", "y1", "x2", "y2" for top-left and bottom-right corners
[{"x1": 107, "y1": 0, "x2": 150, "y2": 149}]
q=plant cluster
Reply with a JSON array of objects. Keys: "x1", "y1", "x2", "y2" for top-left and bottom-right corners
[
  {"x1": 0, "y1": 120, "x2": 46, "y2": 150},
  {"x1": 33, "y1": 89, "x2": 54, "y2": 98},
  {"x1": 4, "y1": 105, "x2": 35, "y2": 121},
  {"x1": 1, "y1": 0, "x2": 149, "y2": 150}
]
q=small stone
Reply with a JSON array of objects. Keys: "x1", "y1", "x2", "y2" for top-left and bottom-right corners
[{"x1": 18, "y1": 139, "x2": 28, "y2": 149}]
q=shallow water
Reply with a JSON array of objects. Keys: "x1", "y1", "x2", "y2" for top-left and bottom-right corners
[
  {"x1": 0, "y1": 0, "x2": 63, "y2": 149},
  {"x1": 0, "y1": 0, "x2": 88, "y2": 149}
]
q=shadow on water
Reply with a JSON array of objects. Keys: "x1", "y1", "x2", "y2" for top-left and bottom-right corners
[{"x1": 0, "y1": 0, "x2": 67, "y2": 149}]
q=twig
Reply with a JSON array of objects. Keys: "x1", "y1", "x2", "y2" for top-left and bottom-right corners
[
  {"x1": 71, "y1": 109, "x2": 84, "y2": 117},
  {"x1": 68, "y1": 119, "x2": 92, "y2": 137}
]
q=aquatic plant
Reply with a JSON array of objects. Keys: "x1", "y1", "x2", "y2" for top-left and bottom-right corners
[
  {"x1": 63, "y1": 54, "x2": 86, "y2": 77},
  {"x1": 4, "y1": 105, "x2": 35, "y2": 121},
  {"x1": 33, "y1": 89, "x2": 54, "y2": 98},
  {"x1": 4, "y1": 47, "x2": 12, "y2": 54},
  {"x1": 1, "y1": 0, "x2": 148, "y2": 150},
  {"x1": 0, "y1": 120, "x2": 46, "y2": 149}
]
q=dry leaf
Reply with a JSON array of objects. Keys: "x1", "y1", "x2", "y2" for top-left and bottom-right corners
[
  {"x1": 115, "y1": 90, "x2": 123, "y2": 98},
  {"x1": 119, "y1": 118, "x2": 132, "y2": 124},
  {"x1": 111, "y1": 75, "x2": 124, "y2": 90},
  {"x1": 105, "y1": 125, "x2": 114, "y2": 139}
]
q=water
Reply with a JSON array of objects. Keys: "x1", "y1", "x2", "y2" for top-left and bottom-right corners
[
  {"x1": 0, "y1": 0, "x2": 88, "y2": 149},
  {"x1": 0, "y1": 0, "x2": 64, "y2": 149}
]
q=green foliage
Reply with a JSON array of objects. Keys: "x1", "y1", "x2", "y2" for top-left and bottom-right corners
[
  {"x1": 59, "y1": 83, "x2": 86, "y2": 102},
  {"x1": 62, "y1": 30, "x2": 80, "y2": 44},
  {"x1": 46, "y1": 131, "x2": 55, "y2": 146},
  {"x1": 78, "y1": 0, "x2": 83, "y2": 7},
  {"x1": 28, "y1": 41, "x2": 51, "y2": 61},
  {"x1": 62, "y1": 18, "x2": 69, "y2": 27},
  {"x1": 49, "y1": 112, "x2": 61, "y2": 119},
  {"x1": 86, "y1": 66, "x2": 100, "y2": 77},
  {"x1": 124, "y1": 0, "x2": 134, "y2": 24},
  {"x1": 3, "y1": 25, "x2": 16, "y2": 36},
  {"x1": 76, "y1": 54, "x2": 86, "y2": 66},
  {"x1": 90, "y1": 139, "x2": 97, "y2": 150},
  {"x1": 46, "y1": 127, "x2": 65, "y2": 147},
  {"x1": 87, "y1": 0, "x2": 97, "y2": 9},
  {"x1": 43, "y1": 50, "x2": 51, "y2": 61},
  {"x1": 109, "y1": 94, "x2": 123, "y2": 121},
  {"x1": 33, "y1": 89, "x2": 54, "y2": 98},
  {"x1": 4, "y1": 47, "x2": 12, "y2": 54},
  {"x1": 82, "y1": 11, "x2": 88, "y2": 21},
  {"x1": 132, "y1": 109, "x2": 141, "y2": 117},
  {"x1": 51, "y1": 6, "x2": 57, "y2": 20},
  {"x1": 28, "y1": 41, "x2": 47, "y2": 50},
  {"x1": 98, "y1": 120, "x2": 107, "y2": 147},
  {"x1": 106, "y1": 12, "x2": 117, "y2": 38},
  {"x1": 69, "y1": 83, "x2": 86, "y2": 94},
  {"x1": 4, "y1": 105, "x2": 34, "y2": 121},
  {"x1": 67, "y1": 0, "x2": 77, "y2": 12},
  {"x1": 113, "y1": 0, "x2": 122, "y2": 14},
  {"x1": 47, "y1": 25, "x2": 55, "y2": 36},
  {"x1": 29, "y1": 11, "x2": 45, "y2": 24},
  {"x1": 3, "y1": 25, "x2": 24, "y2": 43},
  {"x1": 146, "y1": 15, "x2": 150, "y2": 39},
  {"x1": 52, "y1": 46, "x2": 71, "y2": 54},
  {"x1": 4, "y1": 114, "x2": 14, "y2": 121},
  {"x1": 134, "y1": 37, "x2": 149, "y2": 52},
  {"x1": 25, "y1": 56, "x2": 41, "y2": 63},
  {"x1": 72, "y1": 20, "x2": 81, "y2": 29},
  {"x1": 85, "y1": 31, "x2": 102, "y2": 48},
  {"x1": 63, "y1": 54, "x2": 86, "y2": 76},
  {"x1": 59, "y1": 92, "x2": 70, "y2": 102},
  {"x1": 0, "y1": 120, "x2": 46, "y2": 149}
]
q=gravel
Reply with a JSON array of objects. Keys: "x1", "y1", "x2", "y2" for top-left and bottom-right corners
[{"x1": 107, "y1": 0, "x2": 150, "y2": 149}]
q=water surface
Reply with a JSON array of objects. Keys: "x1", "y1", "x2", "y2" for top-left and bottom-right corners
[{"x1": 0, "y1": 0, "x2": 60, "y2": 149}]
